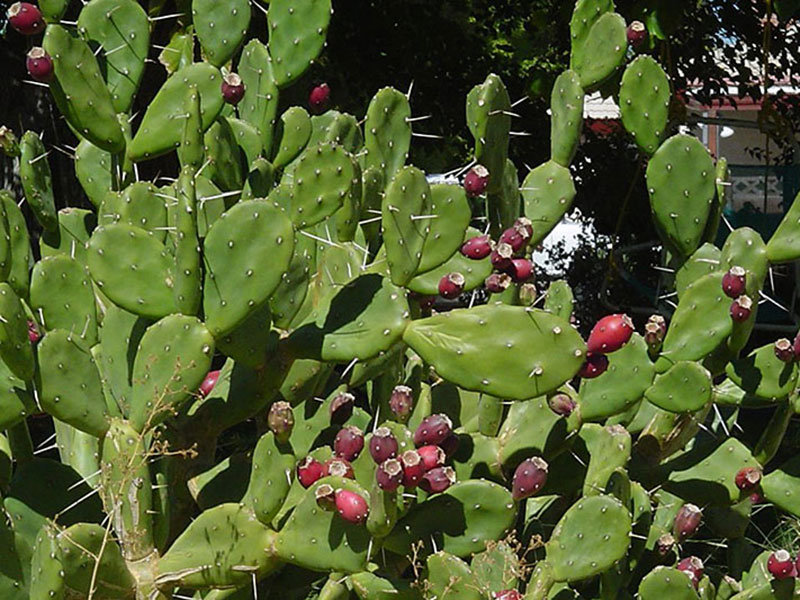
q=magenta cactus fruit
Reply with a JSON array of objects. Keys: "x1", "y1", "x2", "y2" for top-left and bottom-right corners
[
  {"x1": 508, "y1": 258, "x2": 534, "y2": 283},
  {"x1": 220, "y1": 72, "x2": 245, "y2": 105},
  {"x1": 389, "y1": 385, "x2": 414, "y2": 421},
  {"x1": 644, "y1": 314, "x2": 666, "y2": 350},
  {"x1": 308, "y1": 82, "x2": 331, "y2": 114},
  {"x1": 578, "y1": 352, "x2": 609, "y2": 379},
  {"x1": 735, "y1": 466, "x2": 762, "y2": 491},
  {"x1": 334, "y1": 426, "x2": 365, "y2": 461},
  {"x1": 329, "y1": 391, "x2": 355, "y2": 424},
  {"x1": 548, "y1": 393, "x2": 576, "y2": 417},
  {"x1": 438, "y1": 272, "x2": 465, "y2": 299},
  {"x1": 730, "y1": 295, "x2": 752, "y2": 322},
  {"x1": 722, "y1": 266, "x2": 746, "y2": 299},
  {"x1": 775, "y1": 338, "x2": 794, "y2": 363},
  {"x1": 485, "y1": 272, "x2": 512, "y2": 294},
  {"x1": 673, "y1": 503, "x2": 702, "y2": 541},
  {"x1": 400, "y1": 449, "x2": 425, "y2": 488},
  {"x1": 7, "y1": 2, "x2": 44, "y2": 35},
  {"x1": 315, "y1": 483, "x2": 336, "y2": 511},
  {"x1": 587, "y1": 313, "x2": 634, "y2": 354},
  {"x1": 297, "y1": 456, "x2": 324, "y2": 489},
  {"x1": 413, "y1": 413, "x2": 453, "y2": 446},
  {"x1": 499, "y1": 220, "x2": 532, "y2": 252},
  {"x1": 334, "y1": 489, "x2": 369, "y2": 524},
  {"x1": 420, "y1": 466, "x2": 456, "y2": 494},
  {"x1": 198, "y1": 370, "x2": 221, "y2": 398},
  {"x1": 26, "y1": 47, "x2": 53, "y2": 82},
  {"x1": 767, "y1": 550, "x2": 795, "y2": 579},
  {"x1": 323, "y1": 457, "x2": 355, "y2": 480},
  {"x1": 493, "y1": 591, "x2": 522, "y2": 600},
  {"x1": 27, "y1": 319, "x2": 40, "y2": 344},
  {"x1": 511, "y1": 457, "x2": 548, "y2": 500},
  {"x1": 627, "y1": 20, "x2": 647, "y2": 49},
  {"x1": 368, "y1": 427, "x2": 398, "y2": 463},
  {"x1": 463, "y1": 164, "x2": 490, "y2": 196},
  {"x1": 677, "y1": 556, "x2": 704, "y2": 588},
  {"x1": 376, "y1": 458, "x2": 404, "y2": 492},
  {"x1": 793, "y1": 331, "x2": 800, "y2": 360},
  {"x1": 267, "y1": 401, "x2": 294, "y2": 444},
  {"x1": 417, "y1": 444, "x2": 445, "y2": 471},
  {"x1": 490, "y1": 242, "x2": 514, "y2": 271},
  {"x1": 461, "y1": 235, "x2": 494, "y2": 260}
]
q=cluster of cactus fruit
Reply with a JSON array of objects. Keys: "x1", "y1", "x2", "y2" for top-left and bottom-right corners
[{"x1": 4, "y1": 0, "x2": 800, "y2": 598}]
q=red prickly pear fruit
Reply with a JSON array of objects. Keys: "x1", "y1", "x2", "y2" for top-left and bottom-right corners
[
  {"x1": 400, "y1": 449, "x2": 425, "y2": 488},
  {"x1": 627, "y1": 20, "x2": 647, "y2": 49},
  {"x1": 673, "y1": 503, "x2": 702, "y2": 540},
  {"x1": 644, "y1": 314, "x2": 666, "y2": 350},
  {"x1": 587, "y1": 313, "x2": 634, "y2": 354},
  {"x1": 499, "y1": 219, "x2": 532, "y2": 253},
  {"x1": 461, "y1": 235, "x2": 493, "y2": 260},
  {"x1": 514, "y1": 217, "x2": 533, "y2": 240},
  {"x1": 439, "y1": 432, "x2": 460, "y2": 458},
  {"x1": 220, "y1": 72, "x2": 245, "y2": 105},
  {"x1": 463, "y1": 164, "x2": 490, "y2": 197},
  {"x1": 730, "y1": 295, "x2": 752, "y2": 322},
  {"x1": 27, "y1": 319, "x2": 40, "y2": 344},
  {"x1": 793, "y1": 331, "x2": 800, "y2": 360},
  {"x1": 508, "y1": 258, "x2": 534, "y2": 283},
  {"x1": 308, "y1": 83, "x2": 330, "y2": 114},
  {"x1": 323, "y1": 457, "x2": 354, "y2": 479},
  {"x1": 438, "y1": 272, "x2": 465, "y2": 299},
  {"x1": 329, "y1": 391, "x2": 355, "y2": 424},
  {"x1": 511, "y1": 457, "x2": 548, "y2": 500},
  {"x1": 368, "y1": 427, "x2": 398, "y2": 463},
  {"x1": 735, "y1": 466, "x2": 762, "y2": 491},
  {"x1": 26, "y1": 47, "x2": 53, "y2": 82},
  {"x1": 490, "y1": 242, "x2": 514, "y2": 271},
  {"x1": 485, "y1": 272, "x2": 512, "y2": 294},
  {"x1": 750, "y1": 491, "x2": 765, "y2": 504},
  {"x1": 578, "y1": 353, "x2": 609, "y2": 379},
  {"x1": 7, "y1": 2, "x2": 44, "y2": 35},
  {"x1": 334, "y1": 488, "x2": 369, "y2": 524},
  {"x1": 376, "y1": 458, "x2": 403, "y2": 492},
  {"x1": 334, "y1": 425, "x2": 364, "y2": 461},
  {"x1": 417, "y1": 445, "x2": 445, "y2": 471},
  {"x1": 315, "y1": 483, "x2": 336, "y2": 511},
  {"x1": 389, "y1": 385, "x2": 413, "y2": 421},
  {"x1": 775, "y1": 338, "x2": 794, "y2": 362},
  {"x1": 676, "y1": 556, "x2": 704, "y2": 588},
  {"x1": 420, "y1": 465, "x2": 456, "y2": 494},
  {"x1": 767, "y1": 550, "x2": 796, "y2": 579},
  {"x1": 297, "y1": 456, "x2": 324, "y2": 488},
  {"x1": 413, "y1": 413, "x2": 453, "y2": 447},
  {"x1": 418, "y1": 295, "x2": 436, "y2": 311},
  {"x1": 548, "y1": 393, "x2": 576, "y2": 417},
  {"x1": 722, "y1": 266, "x2": 746, "y2": 298},
  {"x1": 198, "y1": 370, "x2": 221, "y2": 398},
  {"x1": 493, "y1": 591, "x2": 522, "y2": 600},
  {"x1": 267, "y1": 401, "x2": 294, "y2": 444},
  {"x1": 655, "y1": 533, "x2": 675, "y2": 557}
]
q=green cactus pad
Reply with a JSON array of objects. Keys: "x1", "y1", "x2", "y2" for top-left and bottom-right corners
[
  {"x1": 364, "y1": 87, "x2": 412, "y2": 183},
  {"x1": 521, "y1": 160, "x2": 576, "y2": 246},
  {"x1": 703, "y1": 157, "x2": 730, "y2": 244},
  {"x1": 762, "y1": 455, "x2": 800, "y2": 517},
  {"x1": 77, "y1": 0, "x2": 150, "y2": 113},
  {"x1": 767, "y1": 189, "x2": 800, "y2": 263},
  {"x1": 267, "y1": 0, "x2": 332, "y2": 87},
  {"x1": 202, "y1": 199, "x2": 294, "y2": 337},
  {"x1": 466, "y1": 74, "x2": 511, "y2": 194},
  {"x1": 178, "y1": 84, "x2": 204, "y2": 171},
  {"x1": 241, "y1": 157, "x2": 275, "y2": 201},
  {"x1": 645, "y1": 361, "x2": 712, "y2": 413},
  {"x1": 550, "y1": 70, "x2": 584, "y2": 166},
  {"x1": 569, "y1": 0, "x2": 615, "y2": 68},
  {"x1": 272, "y1": 106, "x2": 312, "y2": 168},
  {"x1": 572, "y1": 12, "x2": 627, "y2": 90},
  {"x1": 308, "y1": 110, "x2": 363, "y2": 153},
  {"x1": 404, "y1": 305, "x2": 584, "y2": 400},
  {"x1": 157, "y1": 503, "x2": 280, "y2": 589},
  {"x1": 74, "y1": 140, "x2": 114, "y2": 209},
  {"x1": 129, "y1": 314, "x2": 214, "y2": 431},
  {"x1": 239, "y1": 40, "x2": 280, "y2": 154},
  {"x1": 415, "y1": 185, "x2": 472, "y2": 274},
  {"x1": 173, "y1": 166, "x2": 202, "y2": 315},
  {"x1": 725, "y1": 343, "x2": 798, "y2": 402},
  {"x1": 39, "y1": 0, "x2": 68, "y2": 21},
  {"x1": 0, "y1": 358, "x2": 34, "y2": 431},
  {"x1": 546, "y1": 495, "x2": 632, "y2": 583},
  {"x1": 580, "y1": 424, "x2": 632, "y2": 496},
  {"x1": 0, "y1": 193, "x2": 31, "y2": 300},
  {"x1": 193, "y1": 0, "x2": 250, "y2": 66},
  {"x1": 42, "y1": 25, "x2": 125, "y2": 153},
  {"x1": 227, "y1": 117, "x2": 263, "y2": 166},
  {"x1": 675, "y1": 243, "x2": 721, "y2": 299},
  {"x1": 87, "y1": 223, "x2": 177, "y2": 320},
  {"x1": 487, "y1": 158, "x2": 523, "y2": 234},
  {"x1": 407, "y1": 231, "x2": 493, "y2": 296},
  {"x1": 497, "y1": 396, "x2": 566, "y2": 468},
  {"x1": 350, "y1": 572, "x2": 422, "y2": 600},
  {"x1": 41, "y1": 208, "x2": 97, "y2": 267},
  {"x1": 646, "y1": 134, "x2": 716, "y2": 258},
  {"x1": 329, "y1": 160, "x2": 363, "y2": 242},
  {"x1": 639, "y1": 567, "x2": 700, "y2": 600},
  {"x1": 270, "y1": 231, "x2": 316, "y2": 329},
  {"x1": 204, "y1": 118, "x2": 245, "y2": 192},
  {"x1": 19, "y1": 131, "x2": 58, "y2": 232},
  {"x1": 619, "y1": 56, "x2": 670, "y2": 154},
  {"x1": 101, "y1": 181, "x2": 169, "y2": 242},
  {"x1": 471, "y1": 540, "x2": 521, "y2": 595},
  {"x1": 96, "y1": 303, "x2": 148, "y2": 414},
  {"x1": 425, "y1": 552, "x2": 482, "y2": 600},
  {"x1": 0, "y1": 284, "x2": 34, "y2": 381},
  {"x1": 29, "y1": 526, "x2": 65, "y2": 600},
  {"x1": 242, "y1": 431, "x2": 295, "y2": 525},
  {"x1": 128, "y1": 63, "x2": 224, "y2": 161},
  {"x1": 721, "y1": 227, "x2": 768, "y2": 298}
]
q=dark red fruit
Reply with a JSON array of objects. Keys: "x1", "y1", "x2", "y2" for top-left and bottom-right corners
[
  {"x1": 490, "y1": 242, "x2": 514, "y2": 271},
  {"x1": 315, "y1": 483, "x2": 336, "y2": 510},
  {"x1": 578, "y1": 353, "x2": 609, "y2": 379},
  {"x1": 26, "y1": 47, "x2": 53, "y2": 82},
  {"x1": 376, "y1": 458, "x2": 404, "y2": 492},
  {"x1": 438, "y1": 272, "x2": 465, "y2": 299},
  {"x1": 7, "y1": 2, "x2": 44, "y2": 35},
  {"x1": 389, "y1": 385, "x2": 413, "y2": 421},
  {"x1": 513, "y1": 217, "x2": 533, "y2": 240},
  {"x1": 485, "y1": 272, "x2": 512, "y2": 294},
  {"x1": 673, "y1": 503, "x2": 702, "y2": 541},
  {"x1": 655, "y1": 533, "x2": 675, "y2": 557},
  {"x1": 413, "y1": 413, "x2": 453, "y2": 447},
  {"x1": 297, "y1": 456, "x2": 324, "y2": 488},
  {"x1": 308, "y1": 83, "x2": 330, "y2": 114},
  {"x1": 418, "y1": 295, "x2": 436, "y2": 311},
  {"x1": 548, "y1": 393, "x2": 576, "y2": 417},
  {"x1": 627, "y1": 20, "x2": 647, "y2": 49},
  {"x1": 439, "y1": 432, "x2": 460, "y2": 458},
  {"x1": 221, "y1": 72, "x2": 245, "y2": 105},
  {"x1": 417, "y1": 445, "x2": 445, "y2": 471},
  {"x1": 750, "y1": 491, "x2": 765, "y2": 504},
  {"x1": 735, "y1": 466, "x2": 762, "y2": 491},
  {"x1": 400, "y1": 449, "x2": 425, "y2": 488},
  {"x1": 329, "y1": 391, "x2": 355, "y2": 424},
  {"x1": 767, "y1": 550, "x2": 796, "y2": 579},
  {"x1": 730, "y1": 295, "x2": 752, "y2": 322},
  {"x1": 369, "y1": 427, "x2": 398, "y2": 463},
  {"x1": 27, "y1": 319, "x2": 40, "y2": 344},
  {"x1": 198, "y1": 370, "x2": 221, "y2": 398},
  {"x1": 677, "y1": 556, "x2": 704, "y2": 588},
  {"x1": 499, "y1": 220, "x2": 532, "y2": 253},
  {"x1": 335, "y1": 489, "x2": 369, "y2": 524},
  {"x1": 420, "y1": 466, "x2": 456, "y2": 494},
  {"x1": 775, "y1": 338, "x2": 794, "y2": 363},
  {"x1": 587, "y1": 313, "x2": 634, "y2": 354},
  {"x1": 461, "y1": 235, "x2": 493, "y2": 260},
  {"x1": 334, "y1": 426, "x2": 364, "y2": 461},
  {"x1": 722, "y1": 266, "x2": 746, "y2": 298},
  {"x1": 493, "y1": 591, "x2": 522, "y2": 600},
  {"x1": 508, "y1": 258, "x2": 534, "y2": 283},
  {"x1": 793, "y1": 331, "x2": 800, "y2": 360},
  {"x1": 644, "y1": 314, "x2": 666, "y2": 350},
  {"x1": 511, "y1": 457, "x2": 548, "y2": 500},
  {"x1": 267, "y1": 401, "x2": 294, "y2": 444},
  {"x1": 464, "y1": 164, "x2": 490, "y2": 197},
  {"x1": 323, "y1": 457, "x2": 354, "y2": 479}
]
